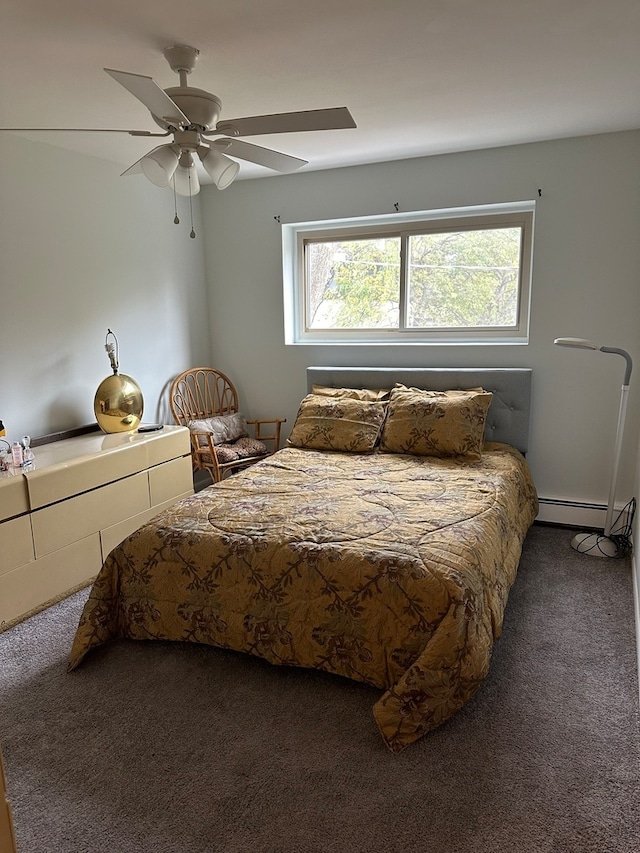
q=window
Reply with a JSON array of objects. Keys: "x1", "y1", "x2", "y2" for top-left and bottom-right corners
[{"x1": 282, "y1": 202, "x2": 534, "y2": 344}]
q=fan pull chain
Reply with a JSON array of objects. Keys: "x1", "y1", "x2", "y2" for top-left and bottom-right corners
[
  {"x1": 172, "y1": 177, "x2": 180, "y2": 224},
  {"x1": 188, "y1": 172, "x2": 196, "y2": 238}
]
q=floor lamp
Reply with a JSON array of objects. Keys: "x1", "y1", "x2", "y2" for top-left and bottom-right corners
[{"x1": 554, "y1": 337, "x2": 633, "y2": 557}]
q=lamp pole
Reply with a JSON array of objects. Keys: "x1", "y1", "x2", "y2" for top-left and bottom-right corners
[
  {"x1": 554, "y1": 338, "x2": 633, "y2": 557},
  {"x1": 599, "y1": 347, "x2": 632, "y2": 538}
]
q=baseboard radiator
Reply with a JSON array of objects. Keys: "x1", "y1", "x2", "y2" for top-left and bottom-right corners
[{"x1": 536, "y1": 497, "x2": 631, "y2": 531}]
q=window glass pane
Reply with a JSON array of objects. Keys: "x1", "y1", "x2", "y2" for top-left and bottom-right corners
[
  {"x1": 406, "y1": 227, "x2": 522, "y2": 329},
  {"x1": 306, "y1": 237, "x2": 401, "y2": 329}
]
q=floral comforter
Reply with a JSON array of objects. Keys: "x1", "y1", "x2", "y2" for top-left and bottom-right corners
[{"x1": 69, "y1": 443, "x2": 538, "y2": 752}]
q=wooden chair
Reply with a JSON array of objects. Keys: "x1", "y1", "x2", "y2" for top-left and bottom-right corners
[{"x1": 170, "y1": 367, "x2": 285, "y2": 484}]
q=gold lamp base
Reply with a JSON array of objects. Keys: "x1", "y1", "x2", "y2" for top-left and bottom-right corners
[{"x1": 94, "y1": 373, "x2": 144, "y2": 433}]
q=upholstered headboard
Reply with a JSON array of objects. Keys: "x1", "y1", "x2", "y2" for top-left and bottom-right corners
[{"x1": 306, "y1": 366, "x2": 532, "y2": 454}]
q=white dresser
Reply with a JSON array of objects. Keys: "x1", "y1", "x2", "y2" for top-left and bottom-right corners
[{"x1": 0, "y1": 425, "x2": 193, "y2": 628}]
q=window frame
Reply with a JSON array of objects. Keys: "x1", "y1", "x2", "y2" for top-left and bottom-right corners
[{"x1": 282, "y1": 201, "x2": 535, "y2": 345}]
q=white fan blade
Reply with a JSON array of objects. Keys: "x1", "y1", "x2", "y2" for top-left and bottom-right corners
[
  {"x1": 214, "y1": 107, "x2": 356, "y2": 137},
  {"x1": 104, "y1": 68, "x2": 190, "y2": 127},
  {"x1": 120, "y1": 145, "x2": 167, "y2": 177},
  {"x1": 0, "y1": 127, "x2": 161, "y2": 135},
  {"x1": 214, "y1": 138, "x2": 307, "y2": 173}
]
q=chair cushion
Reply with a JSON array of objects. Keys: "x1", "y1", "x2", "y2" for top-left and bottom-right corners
[
  {"x1": 201, "y1": 437, "x2": 269, "y2": 465},
  {"x1": 233, "y1": 437, "x2": 269, "y2": 458}
]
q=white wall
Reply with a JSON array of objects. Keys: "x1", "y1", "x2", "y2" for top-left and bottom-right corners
[
  {"x1": 200, "y1": 130, "x2": 640, "y2": 520},
  {"x1": 0, "y1": 134, "x2": 211, "y2": 441}
]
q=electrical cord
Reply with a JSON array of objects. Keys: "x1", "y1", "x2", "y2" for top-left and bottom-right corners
[{"x1": 609, "y1": 496, "x2": 636, "y2": 558}]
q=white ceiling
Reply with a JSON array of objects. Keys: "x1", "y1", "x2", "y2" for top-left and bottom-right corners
[{"x1": 2, "y1": 0, "x2": 640, "y2": 183}]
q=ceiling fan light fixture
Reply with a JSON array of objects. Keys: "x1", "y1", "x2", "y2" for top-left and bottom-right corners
[
  {"x1": 140, "y1": 145, "x2": 180, "y2": 187},
  {"x1": 198, "y1": 146, "x2": 239, "y2": 190}
]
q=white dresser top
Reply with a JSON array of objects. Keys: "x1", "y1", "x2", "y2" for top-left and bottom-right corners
[{"x1": 1, "y1": 425, "x2": 190, "y2": 516}]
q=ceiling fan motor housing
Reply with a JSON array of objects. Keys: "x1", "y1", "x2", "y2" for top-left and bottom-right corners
[{"x1": 152, "y1": 87, "x2": 223, "y2": 132}]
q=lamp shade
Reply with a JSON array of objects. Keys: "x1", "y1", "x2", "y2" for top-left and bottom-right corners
[
  {"x1": 198, "y1": 146, "x2": 239, "y2": 190},
  {"x1": 553, "y1": 337, "x2": 598, "y2": 350},
  {"x1": 174, "y1": 153, "x2": 201, "y2": 197},
  {"x1": 140, "y1": 145, "x2": 180, "y2": 187}
]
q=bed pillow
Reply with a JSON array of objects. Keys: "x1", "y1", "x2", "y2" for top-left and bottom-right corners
[
  {"x1": 311, "y1": 384, "x2": 390, "y2": 401},
  {"x1": 188, "y1": 412, "x2": 248, "y2": 445},
  {"x1": 379, "y1": 386, "x2": 492, "y2": 459},
  {"x1": 287, "y1": 394, "x2": 387, "y2": 453},
  {"x1": 392, "y1": 383, "x2": 485, "y2": 397}
]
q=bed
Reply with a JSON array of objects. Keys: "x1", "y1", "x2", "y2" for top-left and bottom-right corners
[{"x1": 69, "y1": 367, "x2": 538, "y2": 752}]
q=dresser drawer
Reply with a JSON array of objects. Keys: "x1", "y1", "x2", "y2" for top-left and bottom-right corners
[
  {"x1": 149, "y1": 456, "x2": 193, "y2": 507},
  {"x1": 100, "y1": 490, "x2": 191, "y2": 560},
  {"x1": 145, "y1": 428, "x2": 191, "y2": 467},
  {"x1": 25, "y1": 439, "x2": 149, "y2": 509},
  {"x1": 0, "y1": 534, "x2": 101, "y2": 627},
  {"x1": 0, "y1": 515, "x2": 34, "y2": 576},
  {"x1": 31, "y1": 472, "x2": 149, "y2": 557},
  {"x1": 0, "y1": 474, "x2": 29, "y2": 521}
]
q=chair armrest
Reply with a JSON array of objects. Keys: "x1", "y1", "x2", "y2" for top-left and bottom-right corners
[
  {"x1": 189, "y1": 431, "x2": 222, "y2": 480},
  {"x1": 246, "y1": 418, "x2": 287, "y2": 451}
]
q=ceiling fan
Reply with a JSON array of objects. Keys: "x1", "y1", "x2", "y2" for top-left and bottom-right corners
[{"x1": 1, "y1": 44, "x2": 357, "y2": 198}]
